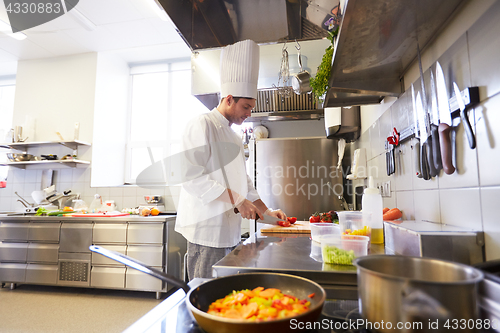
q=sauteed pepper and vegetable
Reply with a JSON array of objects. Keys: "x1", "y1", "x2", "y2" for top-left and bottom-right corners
[{"x1": 207, "y1": 287, "x2": 312, "y2": 321}]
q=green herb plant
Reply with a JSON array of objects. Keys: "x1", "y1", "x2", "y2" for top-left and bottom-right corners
[{"x1": 310, "y1": 28, "x2": 339, "y2": 104}]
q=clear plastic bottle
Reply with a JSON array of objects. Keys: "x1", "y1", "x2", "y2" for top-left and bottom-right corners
[
  {"x1": 362, "y1": 177, "x2": 384, "y2": 244},
  {"x1": 89, "y1": 194, "x2": 103, "y2": 213}
]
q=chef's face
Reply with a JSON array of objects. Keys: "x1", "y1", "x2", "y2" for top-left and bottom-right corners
[{"x1": 227, "y1": 96, "x2": 255, "y2": 125}]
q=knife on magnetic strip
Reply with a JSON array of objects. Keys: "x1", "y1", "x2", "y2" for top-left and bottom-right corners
[
  {"x1": 416, "y1": 43, "x2": 437, "y2": 178},
  {"x1": 435, "y1": 62, "x2": 455, "y2": 175},
  {"x1": 429, "y1": 70, "x2": 443, "y2": 173},
  {"x1": 416, "y1": 91, "x2": 431, "y2": 180},
  {"x1": 411, "y1": 85, "x2": 422, "y2": 178}
]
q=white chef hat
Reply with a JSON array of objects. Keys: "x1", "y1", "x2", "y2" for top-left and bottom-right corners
[{"x1": 220, "y1": 39, "x2": 260, "y2": 99}]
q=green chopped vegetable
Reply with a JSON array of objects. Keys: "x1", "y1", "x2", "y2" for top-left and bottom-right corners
[
  {"x1": 322, "y1": 245, "x2": 356, "y2": 265},
  {"x1": 35, "y1": 207, "x2": 48, "y2": 216}
]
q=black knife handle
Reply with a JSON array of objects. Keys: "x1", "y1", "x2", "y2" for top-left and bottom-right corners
[
  {"x1": 430, "y1": 124, "x2": 442, "y2": 172},
  {"x1": 461, "y1": 107, "x2": 476, "y2": 149},
  {"x1": 414, "y1": 139, "x2": 422, "y2": 178},
  {"x1": 420, "y1": 141, "x2": 431, "y2": 180},
  {"x1": 438, "y1": 123, "x2": 455, "y2": 174},
  {"x1": 426, "y1": 136, "x2": 438, "y2": 178}
]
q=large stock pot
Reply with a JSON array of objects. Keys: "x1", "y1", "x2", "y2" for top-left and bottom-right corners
[{"x1": 354, "y1": 255, "x2": 484, "y2": 333}]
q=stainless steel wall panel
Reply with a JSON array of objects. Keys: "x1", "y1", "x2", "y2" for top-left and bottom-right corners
[
  {"x1": 125, "y1": 268, "x2": 163, "y2": 291},
  {"x1": 91, "y1": 245, "x2": 126, "y2": 266},
  {"x1": 127, "y1": 223, "x2": 163, "y2": 245},
  {"x1": 59, "y1": 223, "x2": 93, "y2": 253},
  {"x1": 27, "y1": 243, "x2": 59, "y2": 264},
  {"x1": 93, "y1": 223, "x2": 127, "y2": 244},
  {"x1": 0, "y1": 263, "x2": 26, "y2": 282},
  {"x1": 90, "y1": 266, "x2": 126, "y2": 289},
  {"x1": 255, "y1": 138, "x2": 342, "y2": 220},
  {"x1": 0, "y1": 222, "x2": 29, "y2": 241},
  {"x1": 126, "y1": 245, "x2": 163, "y2": 267},
  {"x1": 0, "y1": 243, "x2": 28, "y2": 262},
  {"x1": 25, "y1": 264, "x2": 58, "y2": 284},
  {"x1": 28, "y1": 223, "x2": 61, "y2": 243}
]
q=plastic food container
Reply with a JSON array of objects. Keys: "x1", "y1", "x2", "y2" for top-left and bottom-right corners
[
  {"x1": 321, "y1": 235, "x2": 369, "y2": 265},
  {"x1": 310, "y1": 223, "x2": 340, "y2": 243},
  {"x1": 337, "y1": 211, "x2": 371, "y2": 237}
]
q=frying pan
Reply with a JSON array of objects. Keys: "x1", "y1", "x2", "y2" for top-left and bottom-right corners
[{"x1": 90, "y1": 245, "x2": 326, "y2": 333}]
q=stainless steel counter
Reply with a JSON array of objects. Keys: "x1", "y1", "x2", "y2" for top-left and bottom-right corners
[
  {"x1": 0, "y1": 215, "x2": 176, "y2": 222},
  {"x1": 212, "y1": 231, "x2": 385, "y2": 299}
]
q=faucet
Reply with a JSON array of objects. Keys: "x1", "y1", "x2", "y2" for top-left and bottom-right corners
[{"x1": 338, "y1": 195, "x2": 350, "y2": 211}]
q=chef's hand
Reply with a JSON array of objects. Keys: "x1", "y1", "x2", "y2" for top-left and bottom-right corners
[
  {"x1": 236, "y1": 199, "x2": 264, "y2": 220},
  {"x1": 265, "y1": 208, "x2": 287, "y2": 221}
]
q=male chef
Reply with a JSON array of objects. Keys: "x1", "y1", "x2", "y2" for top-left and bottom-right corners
[{"x1": 175, "y1": 39, "x2": 287, "y2": 280}]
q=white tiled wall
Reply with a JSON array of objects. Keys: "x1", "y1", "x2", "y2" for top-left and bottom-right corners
[
  {"x1": 0, "y1": 167, "x2": 181, "y2": 213},
  {"x1": 352, "y1": 0, "x2": 500, "y2": 260}
]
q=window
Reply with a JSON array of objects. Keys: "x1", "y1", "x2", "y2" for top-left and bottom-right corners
[
  {"x1": 125, "y1": 61, "x2": 208, "y2": 184},
  {"x1": 0, "y1": 84, "x2": 16, "y2": 183}
]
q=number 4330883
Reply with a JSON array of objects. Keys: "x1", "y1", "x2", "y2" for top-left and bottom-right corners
[{"x1": 6, "y1": 2, "x2": 62, "y2": 14}]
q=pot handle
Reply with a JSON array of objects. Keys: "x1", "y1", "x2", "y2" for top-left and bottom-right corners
[
  {"x1": 89, "y1": 245, "x2": 191, "y2": 293},
  {"x1": 401, "y1": 285, "x2": 451, "y2": 332}
]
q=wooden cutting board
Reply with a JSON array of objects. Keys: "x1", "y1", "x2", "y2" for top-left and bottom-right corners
[{"x1": 260, "y1": 220, "x2": 311, "y2": 233}]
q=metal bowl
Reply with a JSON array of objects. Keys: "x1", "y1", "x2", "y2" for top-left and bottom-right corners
[
  {"x1": 7, "y1": 153, "x2": 34, "y2": 162},
  {"x1": 144, "y1": 195, "x2": 162, "y2": 204}
]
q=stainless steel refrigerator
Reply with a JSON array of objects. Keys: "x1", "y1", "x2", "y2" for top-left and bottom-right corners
[{"x1": 247, "y1": 137, "x2": 345, "y2": 221}]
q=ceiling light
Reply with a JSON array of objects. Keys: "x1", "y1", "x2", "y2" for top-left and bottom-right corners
[
  {"x1": 64, "y1": 7, "x2": 97, "y2": 31},
  {"x1": 146, "y1": 0, "x2": 170, "y2": 21},
  {"x1": 0, "y1": 19, "x2": 27, "y2": 40}
]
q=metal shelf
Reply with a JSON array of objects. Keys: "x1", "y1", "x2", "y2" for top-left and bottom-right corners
[
  {"x1": 0, "y1": 160, "x2": 90, "y2": 169},
  {"x1": 0, "y1": 140, "x2": 91, "y2": 151}
]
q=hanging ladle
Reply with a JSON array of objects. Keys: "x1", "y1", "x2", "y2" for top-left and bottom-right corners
[{"x1": 291, "y1": 40, "x2": 312, "y2": 95}]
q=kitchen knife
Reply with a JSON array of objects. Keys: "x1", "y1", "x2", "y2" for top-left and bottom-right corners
[
  {"x1": 429, "y1": 71, "x2": 443, "y2": 173},
  {"x1": 416, "y1": 91, "x2": 431, "y2": 180},
  {"x1": 233, "y1": 207, "x2": 282, "y2": 225},
  {"x1": 453, "y1": 82, "x2": 476, "y2": 149},
  {"x1": 257, "y1": 214, "x2": 283, "y2": 225},
  {"x1": 435, "y1": 62, "x2": 455, "y2": 174},
  {"x1": 411, "y1": 85, "x2": 422, "y2": 178},
  {"x1": 416, "y1": 43, "x2": 436, "y2": 178}
]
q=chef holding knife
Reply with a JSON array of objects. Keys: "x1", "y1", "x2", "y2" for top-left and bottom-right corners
[{"x1": 175, "y1": 39, "x2": 287, "y2": 280}]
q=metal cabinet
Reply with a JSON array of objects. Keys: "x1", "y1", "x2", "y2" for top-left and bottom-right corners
[
  {"x1": 25, "y1": 264, "x2": 58, "y2": 284},
  {"x1": 90, "y1": 267, "x2": 126, "y2": 289},
  {"x1": 125, "y1": 268, "x2": 162, "y2": 291},
  {"x1": 93, "y1": 223, "x2": 127, "y2": 244},
  {"x1": 0, "y1": 263, "x2": 26, "y2": 282},
  {"x1": 0, "y1": 222, "x2": 29, "y2": 241},
  {"x1": 0, "y1": 217, "x2": 182, "y2": 296},
  {"x1": 127, "y1": 223, "x2": 163, "y2": 244},
  {"x1": 28, "y1": 223, "x2": 61, "y2": 243},
  {"x1": 27, "y1": 243, "x2": 59, "y2": 263},
  {"x1": 60, "y1": 223, "x2": 92, "y2": 253},
  {"x1": 126, "y1": 245, "x2": 163, "y2": 267},
  {"x1": 0, "y1": 243, "x2": 28, "y2": 262},
  {"x1": 91, "y1": 245, "x2": 126, "y2": 266}
]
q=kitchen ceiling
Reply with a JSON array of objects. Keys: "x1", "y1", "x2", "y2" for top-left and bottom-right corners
[{"x1": 0, "y1": 0, "x2": 191, "y2": 75}]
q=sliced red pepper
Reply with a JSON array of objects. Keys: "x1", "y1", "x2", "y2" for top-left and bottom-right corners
[
  {"x1": 278, "y1": 220, "x2": 291, "y2": 227},
  {"x1": 308, "y1": 293, "x2": 315, "y2": 298}
]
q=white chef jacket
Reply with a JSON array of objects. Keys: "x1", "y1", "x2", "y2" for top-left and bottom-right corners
[{"x1": 175, "y1": 108, "x2": 260, "y2": 248}]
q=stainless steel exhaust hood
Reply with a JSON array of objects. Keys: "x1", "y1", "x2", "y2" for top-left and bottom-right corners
[
  {"x1": 156, "y1": 0, "x2": 335, "y2": 50},
  {"x1": 162, "y1": 0, "x2": 467, "y2": 112}
]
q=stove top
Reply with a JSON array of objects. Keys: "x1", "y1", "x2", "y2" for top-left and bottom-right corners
[{"x1": 155, "y1": 296, "x2": 369, "y2": 333}]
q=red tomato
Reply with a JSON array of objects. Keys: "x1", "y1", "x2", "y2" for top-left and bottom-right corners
[
  {"x1": 309, "y1": 212, "x2": 320, "y2": 223},
  {"x1": 320, "y1": 212, "x2": 332, "y2": 223},
  {"x1": 287, "y1": 217, "x2": 297, "y2": 224},
  {"x1": 278, "y1": 220, "x2": 291, "y2": 227}
]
